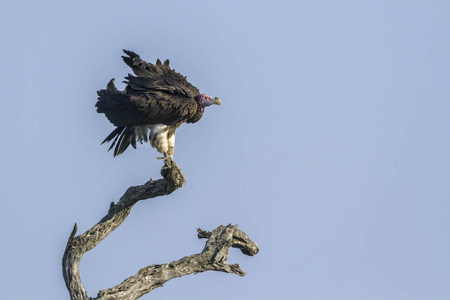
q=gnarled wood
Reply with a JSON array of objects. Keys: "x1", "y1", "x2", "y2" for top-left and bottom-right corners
[
  {"x1": 94, "y1": 224, "x2": 258, "y2": 300},
  {"x1": 62, "y1": 159, "x2": 258, "y2": 300}
]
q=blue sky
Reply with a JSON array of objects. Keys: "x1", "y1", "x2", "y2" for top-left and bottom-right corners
[{"x1": 1, "y1": 1, "x2": 449, "y2": 299}]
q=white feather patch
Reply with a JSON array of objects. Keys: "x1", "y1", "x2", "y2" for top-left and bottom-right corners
[
  {"x1": 149, "y1": 124, "x2": 170, "y2": 154},
  {"x1": 134, "y1": 125, "x2": 150, "y2": 143}
]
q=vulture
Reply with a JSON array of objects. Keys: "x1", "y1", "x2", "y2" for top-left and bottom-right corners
[{"x1": 96, "y1": 50, "x2": 221, "y2": 157}]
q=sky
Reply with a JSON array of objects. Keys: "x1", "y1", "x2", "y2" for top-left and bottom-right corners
[{"x1": 1, "y1": 1, "x2": 449, "y2": 299}]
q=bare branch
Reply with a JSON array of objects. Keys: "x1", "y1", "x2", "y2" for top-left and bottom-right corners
[
  {"x1": 62, "y1": 158, "x2": 258, "y2": 300},
  {"x1": 62, "y1": 158, "x2": 185, "y2": 300},
  {"x1": 198, "y1": 226, "x2": 259, "y2": 257},
  {"x1": 94, "y1": 225, "x2": 258, "y2": 300}
]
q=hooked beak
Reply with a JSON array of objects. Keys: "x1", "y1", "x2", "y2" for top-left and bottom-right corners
[{"x1": 212, "y1": 97, "x2": 222, "y2": 106}]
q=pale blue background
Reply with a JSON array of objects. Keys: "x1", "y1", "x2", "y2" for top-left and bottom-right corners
[{"x1": 1, "y1": 1, "x2": 449, "y2": 299}]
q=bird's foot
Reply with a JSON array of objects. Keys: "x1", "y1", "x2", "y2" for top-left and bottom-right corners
[{"x1": 157, "y1": 152, "x2": 173, "y2": 161}]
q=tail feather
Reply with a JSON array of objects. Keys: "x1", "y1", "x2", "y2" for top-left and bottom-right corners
[
  {"x1": 116, "y1": 128, "x2": 132, "y2": 156},
  {"x1": 130, "y1": 130, "x2": 137, "y2": 149},
  {"x1": 101, "y1": 126, "x2": 125, "y2": 145},
  {"x1": 101, "y1": 126, "x2": 150, "y2": 156},
  {"x1": 101, "y1": 126, "x2": 130, "y2": 156}
]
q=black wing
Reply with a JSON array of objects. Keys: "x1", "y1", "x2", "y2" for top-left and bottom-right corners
[
  {"x1": 96, "y1": 79, "x2": 199, "y2": 127},
  {"x1": 122, "y1": 49, "x2": 200, "y2": 98},
  {"x1": 96, "y1": 50, "x2": 202, "y2": 127}
]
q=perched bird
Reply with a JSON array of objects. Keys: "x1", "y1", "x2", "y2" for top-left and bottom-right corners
[{"x1": 96, "y1": 50, "x2": 221, "y2": 158}]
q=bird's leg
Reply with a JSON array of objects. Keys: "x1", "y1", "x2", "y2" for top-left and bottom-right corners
[
  {"x1": 156, "y1": 151, "x2": 167, "y2": 160},
  {"x1": 156, "y1": 152, "x2": 172, "y2": 160}
]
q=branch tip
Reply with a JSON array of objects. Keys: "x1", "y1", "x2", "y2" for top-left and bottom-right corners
[
  {"x1": 197, "y1": 228, "x2": 211, "y2": 239},
  {"x1": 70, "y1": 223, "x2": 78, "y2": 240}
]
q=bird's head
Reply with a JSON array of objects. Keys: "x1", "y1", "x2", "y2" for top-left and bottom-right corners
[{"x1": 197, "y1": 94, "x2": 221, "y2": 111}]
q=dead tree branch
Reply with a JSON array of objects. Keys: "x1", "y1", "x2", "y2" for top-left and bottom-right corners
[
  {"x1": 94, "y1": 224, "x2": 258, "y2": 300},
  {"x1": 62, "y1": 159, "x2": 258, "y2": 300}
]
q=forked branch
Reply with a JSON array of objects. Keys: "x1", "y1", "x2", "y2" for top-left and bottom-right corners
[{"x1": 62, "y1": 159, "x2": 258, "y2": 300}]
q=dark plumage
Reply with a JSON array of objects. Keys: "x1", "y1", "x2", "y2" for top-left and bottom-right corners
[{"x1": 96, "y1": 50, "x2": 221, "y2": 157}]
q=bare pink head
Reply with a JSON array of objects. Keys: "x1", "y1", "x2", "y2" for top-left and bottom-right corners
[{"x1": 197, "y1": 94, "x2": 221, "y2": 111}]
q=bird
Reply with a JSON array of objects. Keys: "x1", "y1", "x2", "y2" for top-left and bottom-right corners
[{"x1": 96, "y1": 50, "x2": 221, "y2": 158}]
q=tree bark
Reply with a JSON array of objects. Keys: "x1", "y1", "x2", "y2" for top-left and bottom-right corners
[{"x1": 62, "y1": 158, "x2": 258, "y2": 300}]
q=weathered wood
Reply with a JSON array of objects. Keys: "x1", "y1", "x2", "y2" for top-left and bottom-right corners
[
  {"x1": 62, "y1": 159, "x2": 258, "y2": 300},
  {"x1": 94, "y1": 224, "x2": 258, "y2": 300}
]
